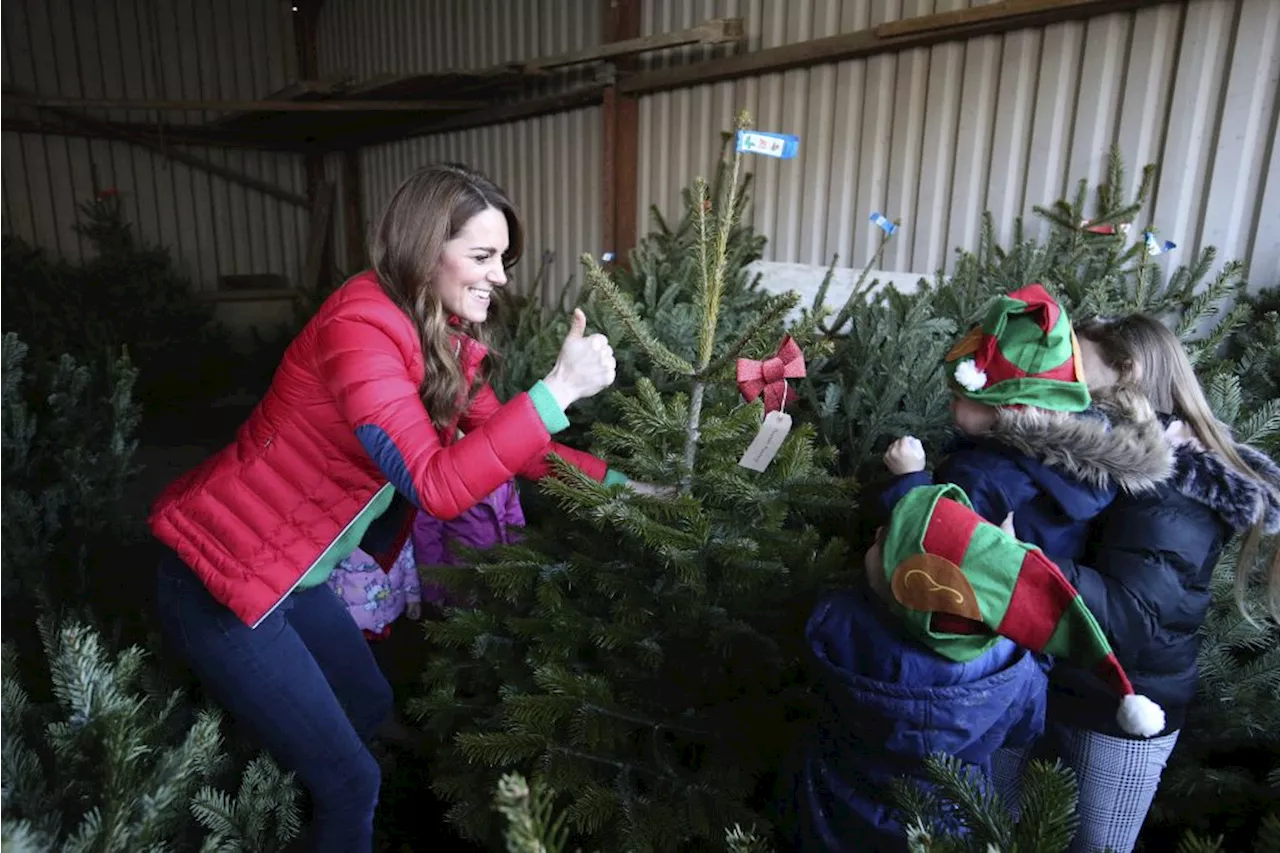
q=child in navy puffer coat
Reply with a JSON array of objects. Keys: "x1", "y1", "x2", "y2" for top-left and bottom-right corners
[{"x1": 878, "y1": 284, "x2": 1170, "y2": 562}]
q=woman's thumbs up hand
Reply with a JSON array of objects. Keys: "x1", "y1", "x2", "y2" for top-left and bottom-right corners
[{"x1": 541, "y1": 309, "x2": 617, "y2": 410}]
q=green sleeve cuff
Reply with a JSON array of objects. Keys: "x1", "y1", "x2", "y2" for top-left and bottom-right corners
[
  {"x1": 527, "y1": 380, "x2": 570, "y2": 435},
  {"x1": 603, "y1": 469, "x2": 630, "y2": 487}
]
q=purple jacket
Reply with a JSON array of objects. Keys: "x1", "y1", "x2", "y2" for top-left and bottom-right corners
[{"x1": 412, "y1": 478, "x2": 525, "y2": 606}]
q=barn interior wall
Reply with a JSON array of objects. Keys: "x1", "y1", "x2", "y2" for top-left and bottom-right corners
[{"x1": 2, "y1": 0, "x2": 309, "y2": 307}]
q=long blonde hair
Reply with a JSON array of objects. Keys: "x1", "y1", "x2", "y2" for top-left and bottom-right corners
[
  {"x1": 369, "y1": 163, "x2": 523, "y2": 430},
  {"x1": 1077, "y1": 314, "x2": 1278, "y2": 621}
]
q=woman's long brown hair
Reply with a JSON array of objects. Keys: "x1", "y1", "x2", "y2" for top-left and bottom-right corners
[
  {"x1": 369, "y1": 163, "x2": 523, "y2": 430},
  {"x1": 1077, "y1": 314, "x2": 1278, "y2": 622}
]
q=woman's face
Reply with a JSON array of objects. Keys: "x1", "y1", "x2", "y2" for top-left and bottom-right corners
[
  {"x1": 1077, "y1": 335, "x2": 1120, "y2": 390},
  {"x1": 433, "y1": 206, "x2": 510, "y2": 323}
]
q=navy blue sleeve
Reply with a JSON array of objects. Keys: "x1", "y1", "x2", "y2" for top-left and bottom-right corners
[
  {"x1": 1052, "y1": 496, "x2": 1210, "y2": 653},
  {"x1": 356, "y1": 424, "x2": 421, "y2": 509},
  {"x1": 934, "y1": 448, "x2": 1039, "y2": 525},
  {"x1": 874, "y1": 471, "x2": 934, "y2": 524},
  {"x1": 1052, "y1": 554, "x2": 1160, "y2": 653}
]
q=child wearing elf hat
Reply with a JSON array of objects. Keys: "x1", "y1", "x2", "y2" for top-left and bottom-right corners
[
  {"x1": 783, "y1": 483, "x2": 1164, "y2": 852},
  {"x1": 879, "y1": 283, "x2": 1170, "y2": 565}
]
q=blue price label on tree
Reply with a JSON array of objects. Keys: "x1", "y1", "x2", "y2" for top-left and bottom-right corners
[{"x1": 735, "y1": 130, "x2": 800, "y2": 159}]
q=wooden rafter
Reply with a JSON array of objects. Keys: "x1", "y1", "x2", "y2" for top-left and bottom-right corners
[
  {"x1": 618, "y1": 0, "x2": 1175, "y2": 96},
  {"x1": 4, "y1": 95, "x2": 488, "y2": 112},
  {"x1": 515, "y1": 16, "x2": 742, "y2": 73},
  {"x1": 1, "y1": 17, "x2": 746, "y2": 150},
  {"x1": 4, "y1": 90, "x2": 309, "y2": 205},
  {"x1": 0, "y1": 117, "x2": 306, "y2": 151}
]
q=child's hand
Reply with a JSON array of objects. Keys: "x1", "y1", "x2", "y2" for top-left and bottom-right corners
[
  {"x1": 884, "y1": 436, "x2": 926, "y2": 474},
  {"x1": 405, "y1": 602, "x2": 422, "y2": 621}
]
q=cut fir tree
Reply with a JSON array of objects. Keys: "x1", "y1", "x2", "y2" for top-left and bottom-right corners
[
  {"x1": 411, "y1": 113, "x2": 855, "y2": 851},
  {"x1": 0, "y1": 620, "x2": 303, "y2": 853}
]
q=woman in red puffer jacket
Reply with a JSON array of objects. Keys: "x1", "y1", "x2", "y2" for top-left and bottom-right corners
[{"x1": 151, "y1": 163, "x2": 646, "y2": 852}]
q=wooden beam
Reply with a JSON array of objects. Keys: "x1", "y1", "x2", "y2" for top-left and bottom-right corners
[
  {"x1": 342, "y1": 149, "x2": 365, "y2": 272},
  {"x1": 618, "y1": 0, "x2": 1174, "y2": 97},
  {"x1": 303, "y1": 181, "x2": 337, "y2": 295},
  {"x1": 519, "y1": 17, "x2": 743, "y2": 73},
  {"x1": 324, "y1": 83, "x2": 608, "y2": 150},
  {"x1": 877, "y1": 0, "x2": 1110, "y2": 37},
  {"x1": 0, "y1": 116, "x2": 308, "y2": 151},
  {"x1": 5, "y1": 97, "x2": 309, "y2": 206},
  {"x1": 601, "y1": 0, "x2": 641, "y2": 271},
  {"x1": 294, "y1": 0, "x2": 334, "y2": 288},
  {"x1": 4, "y1": 95, "x2": 487, "y2": 112},
  {"x1": 210, "y1": 72, "x2": 353, "y2": 126}
]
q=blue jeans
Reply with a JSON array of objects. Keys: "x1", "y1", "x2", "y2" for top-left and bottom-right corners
[{"x1": 155, "y1": 553, "x2": 393, "y2": 852}]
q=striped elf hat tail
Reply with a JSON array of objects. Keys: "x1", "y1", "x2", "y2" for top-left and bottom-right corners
[
  {"x1": 879, "y1": 483, "x2": 1166, "y2": 738},
  {"x1": 945, "y1": 283, "x2": 1092, "y2": 413}
]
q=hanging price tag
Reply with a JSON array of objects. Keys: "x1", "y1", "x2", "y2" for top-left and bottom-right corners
[{"x1": 738, "y1": 411, "x2": 792, "y2": 472}]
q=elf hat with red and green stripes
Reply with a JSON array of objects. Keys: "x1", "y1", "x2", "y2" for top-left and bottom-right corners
[
  {"x1": 944, "y1": 283, "x2": 1091, "y2": 413},
  {"x1": 878, "y1": 483, "x2": 1166, "y2": 738}
]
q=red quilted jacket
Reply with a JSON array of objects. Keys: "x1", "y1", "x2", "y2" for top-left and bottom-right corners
[{"x1": 149, "y1": 272, "x2": 608, "y2": 627}]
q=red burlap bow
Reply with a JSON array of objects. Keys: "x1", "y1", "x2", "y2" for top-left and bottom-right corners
[{"x1": 737, "y1": 335, "x2": 806, "y2": 412}]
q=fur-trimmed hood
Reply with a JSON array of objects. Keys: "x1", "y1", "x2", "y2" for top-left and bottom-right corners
[
  {"x1": 985, "y1": 386, "x2": 1173, "y2": 495},
  {"x1": 1169, "y1": 439, "x2": 1280, "y2": 534}
]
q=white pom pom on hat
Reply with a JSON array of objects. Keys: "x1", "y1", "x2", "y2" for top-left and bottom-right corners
[
  {"x1": 1117, "y1": 693, "x2": 1166, "y2": 738},
  {"x1": 954, "y1": 358, "x2": 988, "y2": 393}
]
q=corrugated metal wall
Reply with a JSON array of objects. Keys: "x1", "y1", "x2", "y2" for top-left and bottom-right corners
[
  {"x1": 636, "y1": 0, "x2": 1280, "y2": 286},
  {"x1": 1, "y1": 0, "x2": 308, "y2": 292},
  {"x1": 316, "y1": 0, "x2": 606, "y2": 301},
  {"x1": 12, "y1": 1, "x2": 1269, "y2": 302}
]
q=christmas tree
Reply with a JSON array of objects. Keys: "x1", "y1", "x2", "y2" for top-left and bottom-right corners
[
  {"x1": 795, "y1": 150, "x2": 1249, "y2": 486},
  {"x1": 491, "y1": 771, "x2": 773, "y2": 853},
  {"x1": 2, "y1": 333, "x2": 303, "y2": 851},
  {"x1": 1, "y1": 332, "x2": 144, "y2": 648},
  {"x1": 1, "y1": 194, "x2": 236, "y2": 412},
  {"x1": 412, "y1": 113, "x2": 854, "y2": 850},
  {"x1": 492, "y1": 132, "x2": 780, "y2": 440},
  {"x1": 1, "y1": 620, "x2": 302, "y2": 852}
]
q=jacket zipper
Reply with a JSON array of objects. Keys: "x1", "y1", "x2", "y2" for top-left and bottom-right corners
[{"x1": 250, "y1": 482, "x2": 395, "y2": 629}]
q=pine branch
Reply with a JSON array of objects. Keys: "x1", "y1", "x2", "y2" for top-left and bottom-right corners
[
  {"x1": 493, "y1": 773, "x2": 572, "y2": 853},
  {"x1": 680, "y1": 110, "x2": 752, "y2": 492},
  {"x1": 821, "y1": 220, "x2": 900, "y2": 337},
  {"x1": 702, "y1": 292, "x2": 801, "y2": 381},
  {"x1": 919, "y1": 753, "x2": 1014, "y2": 845},
  {"x1": 582, "y1": 255, "x2": 693, "y2": 377}
]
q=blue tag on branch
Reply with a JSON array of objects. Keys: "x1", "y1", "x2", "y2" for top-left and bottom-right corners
[
  {"x1": 869, "y1": 211, "x2": 898, "y2": 235},
  {"x1": 735, "y1": 130, "x2": 800, "y2": 159},
  {"x1": 1144, "y1": 232, "x2": 1175, "y2": 256}
]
